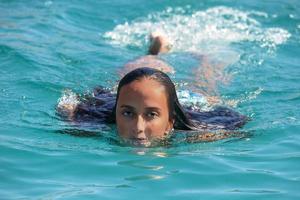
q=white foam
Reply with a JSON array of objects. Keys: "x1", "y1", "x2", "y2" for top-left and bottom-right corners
[
  {"x1": 57, "y1": 90, "x2": 80, "y2": 114},
  {"x1": 177, "y1": 90, "x2": 208, "y2": 109},
  {"x1": 104, "y1": 6, "x2": 291, "y2": 53}
]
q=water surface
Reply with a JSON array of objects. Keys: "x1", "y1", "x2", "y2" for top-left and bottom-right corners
[{"x1": 0, "y1": 0, "x2": 300, "y2": 199}]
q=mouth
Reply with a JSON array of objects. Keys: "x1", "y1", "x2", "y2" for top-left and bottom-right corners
[{"x1": 130, "y1": 138, "x2": 151, "y2": 147}]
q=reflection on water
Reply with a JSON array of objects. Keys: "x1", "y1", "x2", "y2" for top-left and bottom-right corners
[{"x1": 118, "y1": 159, "x2": 164, "y2": 170}]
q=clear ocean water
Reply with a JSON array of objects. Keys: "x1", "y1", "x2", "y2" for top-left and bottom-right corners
[{"x1": 1, "y1": 0, "x2": 299, "y2": 199}]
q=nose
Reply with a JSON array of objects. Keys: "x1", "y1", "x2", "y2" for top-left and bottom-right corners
[{"x1": 133, "y1": 115, "x2": 146, "y2": 138}]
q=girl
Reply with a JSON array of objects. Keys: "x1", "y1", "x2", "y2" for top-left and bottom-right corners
[{"x1": 57, "y1": 32, "x2": 247, "y2": 147}]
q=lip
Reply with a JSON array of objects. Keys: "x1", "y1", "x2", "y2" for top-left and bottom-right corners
[{"x1": 130, "y1": 138, "x2": 151, "y2": 147}]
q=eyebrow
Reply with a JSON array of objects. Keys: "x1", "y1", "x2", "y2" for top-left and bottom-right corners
[
  {"x1": 120, "y1": 105, "x2": 135, "y2": 109},
  {"x1": 145, "y1": 107, "x2": 161, "y2": 112},
  {"x1": 120, "y1": 105, "x2": 161, "y2": 111}
]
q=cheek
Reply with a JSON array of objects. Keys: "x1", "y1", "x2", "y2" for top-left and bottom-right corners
[
  {"x1": 146, "y1": 118, "x2": 172, "y2": 137},
  {"x1": 116, "y1": 115, "x2": 130, "y2": 138}
]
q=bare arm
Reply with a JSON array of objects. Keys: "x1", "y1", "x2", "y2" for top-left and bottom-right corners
[{"x1": 119, "y1": 31, "x2": 174, "y2": 77}]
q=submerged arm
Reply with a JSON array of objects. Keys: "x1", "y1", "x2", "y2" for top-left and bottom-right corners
[{"x1": 190, "y1": 52, "x2": 237, "y2": 104}]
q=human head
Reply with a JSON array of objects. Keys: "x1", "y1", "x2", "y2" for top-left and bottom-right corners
[{"x1": 112, "y1": 67, "x2": 195, "y2": 146}]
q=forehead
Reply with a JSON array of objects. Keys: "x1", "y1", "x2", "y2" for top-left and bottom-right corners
[{"x1": 118, "y1": 78, "x2": 168, "y2": 107}]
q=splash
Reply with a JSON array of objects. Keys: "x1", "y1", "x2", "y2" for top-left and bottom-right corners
[
  {"x1": 177, "y1": 90, "x2": 210, "y2": 111},
  {"x1": 57, "y1": 89, "x2": 80, "y2": 116},
  {"x1": 104, "y1": 6, "x2": 290, "y2": 53},
  {"x1": 225, "y1": 87, "x2": 264, "y2": 107}
]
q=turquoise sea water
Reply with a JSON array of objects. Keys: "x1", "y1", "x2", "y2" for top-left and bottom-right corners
[{"x1": 1, "y1": 0, "x2": 300, "y2": 199}]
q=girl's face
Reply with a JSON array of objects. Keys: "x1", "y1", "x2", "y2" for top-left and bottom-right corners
[{"x1": 116, "y1": 78, "x2": 174, "y2": 146}]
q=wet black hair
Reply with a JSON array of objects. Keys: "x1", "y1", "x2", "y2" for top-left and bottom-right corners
[{"x1": 111, "y1": 67, "x2": 197, "y2": 130}]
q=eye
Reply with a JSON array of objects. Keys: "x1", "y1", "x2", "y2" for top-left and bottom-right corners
[
  {"x1": 146, "y1": 111, "x2": 159, "y2": 119},
  {"x1": 122, "y1": 110, "x2": 134, "y2": 117}
]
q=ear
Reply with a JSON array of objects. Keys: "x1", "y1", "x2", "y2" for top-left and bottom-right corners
[{"x1": 167, "y1": 118, "x2": 175, "y2": 132}]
